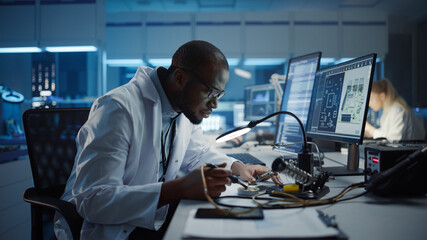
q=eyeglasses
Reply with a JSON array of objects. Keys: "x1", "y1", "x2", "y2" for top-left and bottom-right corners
[{"x1": 171, "y1": 65, "x2": 226, "y2": 100}]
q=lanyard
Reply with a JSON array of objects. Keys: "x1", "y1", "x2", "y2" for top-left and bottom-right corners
[{"x1": 159, "y1": 114, "x2": 180, "y2": 182}]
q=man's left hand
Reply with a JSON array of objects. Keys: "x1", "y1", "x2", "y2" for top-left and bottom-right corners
[{"x1": 231, "y1": 161, "x2": 283, "y2": 185}]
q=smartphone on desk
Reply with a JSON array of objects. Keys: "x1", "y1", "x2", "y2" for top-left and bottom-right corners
[{"x1": 195, "y1": 208, "x2": 264, "y2": 219}]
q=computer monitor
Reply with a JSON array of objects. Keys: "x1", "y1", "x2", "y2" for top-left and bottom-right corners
[
  {"x1": 306, "y1": 53, "x2": 377, "y2": 175},
  {"x1": 244, "y1": 84, "x2": 276, "y2": 122},
  {"x1": 274, "y1": 52, "x2": 322, "y2": 155}
]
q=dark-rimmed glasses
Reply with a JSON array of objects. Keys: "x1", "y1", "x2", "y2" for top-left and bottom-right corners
[{"x1": 170, "y1": 65, "x2": 226, "y2": 100}]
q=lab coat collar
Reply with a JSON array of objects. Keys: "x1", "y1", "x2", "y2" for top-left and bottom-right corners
[
  {"x1": 149, "y1": 67, "x2": 179, "y2": 119},
  {"x1": 133, "y1": 66, "x2": 159, "y2": 103}
]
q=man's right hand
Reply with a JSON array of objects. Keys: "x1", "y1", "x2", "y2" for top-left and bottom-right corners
[
  {"x1": 182, "y1": 162, "x2": 231, "y2": 199},
  {"x1": 158, "y1": 162, "x2": 231, "y2": 206}
]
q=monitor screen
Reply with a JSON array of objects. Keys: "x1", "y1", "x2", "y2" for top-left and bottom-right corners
[
  {"x1": 274, "y1": 52, "x2": 321, "y2": 155},
  {"x1": 306, "y1": 54, "x2": 377, "y2": 144},
  {"x1": 244, "y1": 84, "x2": 276, "y2": 122}
]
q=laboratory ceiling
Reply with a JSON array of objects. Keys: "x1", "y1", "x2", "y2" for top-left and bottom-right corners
[{"x1": 106, "y1": 0, "x2": 427, "y2": 21}]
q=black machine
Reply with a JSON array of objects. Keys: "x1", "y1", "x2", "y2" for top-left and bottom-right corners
[{"x1": 364, "y1": 143, "x2": 427, "y2": 196}]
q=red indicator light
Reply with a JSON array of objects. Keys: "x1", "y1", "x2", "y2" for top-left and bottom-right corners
[{"x1": 372, "y1": 157, "x2": 379, "y2": 163}]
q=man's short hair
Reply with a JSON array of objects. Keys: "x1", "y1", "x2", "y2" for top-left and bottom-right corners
[{"x1": 171, "y1": 40, "x2": 229, "y2": 71}]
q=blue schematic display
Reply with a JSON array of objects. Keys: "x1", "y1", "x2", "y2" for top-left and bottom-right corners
[
  {"x1": 306, "y1": 54, "x2": 376, "y2": 144},
  {"x1": 318, "y1": 72, "x2": 344, "y2": 132}
]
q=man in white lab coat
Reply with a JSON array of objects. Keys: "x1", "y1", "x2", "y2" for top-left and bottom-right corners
[{"x1": 54, "y1": 40, "x2": 281, "y2": 240}]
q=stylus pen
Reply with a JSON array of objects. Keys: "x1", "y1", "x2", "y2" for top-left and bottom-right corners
[{"x1": 206, "y1": 163, "x2": 248, "y2": 189}]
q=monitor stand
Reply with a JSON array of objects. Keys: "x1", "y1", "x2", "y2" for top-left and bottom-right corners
[{"x1": 322, "y1": 143, "x2": 364, "y2": 176}]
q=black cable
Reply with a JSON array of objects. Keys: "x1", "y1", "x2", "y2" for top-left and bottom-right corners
[{"x1": 213, "y1": 182, "x2": 367, "y2": 209}]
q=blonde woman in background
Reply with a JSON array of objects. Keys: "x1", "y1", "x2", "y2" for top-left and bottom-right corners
[{"x1": 364, "y1": 78, "x2": 425, "y2": 142}]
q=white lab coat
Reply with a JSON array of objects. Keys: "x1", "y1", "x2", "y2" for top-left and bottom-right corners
[
  {"x1": 373, "y1": 103, "x2": 426, "y2": 142},
  {"x1": 55, "y1": 66, "x2": 236, "y2": 240}
]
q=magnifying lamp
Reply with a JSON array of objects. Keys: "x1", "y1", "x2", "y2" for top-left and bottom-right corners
[{"x1": 216, "y1": 111, "x2": 314, "y2": 174}]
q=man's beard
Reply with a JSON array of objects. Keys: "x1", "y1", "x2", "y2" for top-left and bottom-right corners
[{"x1": 174, "y1": 86, "x2": 203, "y2": 125}]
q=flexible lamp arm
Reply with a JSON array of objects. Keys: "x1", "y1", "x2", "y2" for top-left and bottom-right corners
[{"x1": 216, "y1": 111, "x2": 309, "y2": 153}]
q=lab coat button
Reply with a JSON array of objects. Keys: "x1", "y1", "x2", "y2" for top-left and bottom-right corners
[{"x1": 175, "y1": 160, "x2": 178, "y2": 163}]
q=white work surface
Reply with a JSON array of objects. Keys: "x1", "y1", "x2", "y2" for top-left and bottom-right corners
[{"x1": 164, "y1": 145, "x2": 427, "y2": 240}]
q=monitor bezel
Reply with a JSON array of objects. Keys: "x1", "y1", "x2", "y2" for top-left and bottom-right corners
[
  {"x1": 273, "y1": 51, "x2": 322, "y2": 154},
  {"x1": 306, "y1": 53, "x2": 377, "y2": 145}
]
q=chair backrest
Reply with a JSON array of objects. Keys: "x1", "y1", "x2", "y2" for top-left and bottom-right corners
[{"x1": 23, "y1": 108, "x2": 90, "y2": 191}]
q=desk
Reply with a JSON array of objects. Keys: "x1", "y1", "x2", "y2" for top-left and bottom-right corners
[{"x1": 164, "y1": 146, "x2": 427, "y2": 240}]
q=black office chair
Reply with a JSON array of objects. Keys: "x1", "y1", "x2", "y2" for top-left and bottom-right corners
[{"x1": 23, "y1": 108, "x2": 90, "y2": 240}]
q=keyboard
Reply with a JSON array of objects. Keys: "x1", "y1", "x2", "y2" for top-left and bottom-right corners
[{"x1": 226, "y1": 153, "x2": 266, "y2": 166}]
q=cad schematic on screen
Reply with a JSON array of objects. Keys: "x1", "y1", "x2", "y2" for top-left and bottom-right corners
[{"x1": 310, "y1": 60, "x2": 372, "y2": 138}]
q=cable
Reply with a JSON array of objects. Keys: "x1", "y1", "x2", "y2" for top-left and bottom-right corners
[
  {"x1": 212, "y1": 181, "x2": 367, "y2": 209},
  {"x1": 201, "y1": 164, "x2": 367, "y2": 210},
  {"x1": 253, "y1": 182, "x2": 366, "y2": 208},
  {"x1": 200, "y1": 164, "x2": 258, "y2": 215}
]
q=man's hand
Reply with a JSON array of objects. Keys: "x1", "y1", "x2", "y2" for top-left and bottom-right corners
[
  {"x1": 183, "y1": 162, "x2": 231, "y2": 199},
  {"x1": 159, "y1": 163, "x2": 231, "y2": 206},
  {"x1": 231, "y1": 161, "x2": 283, "y2": 185}
]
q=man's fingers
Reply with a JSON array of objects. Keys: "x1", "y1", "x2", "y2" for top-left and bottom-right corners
[
  {"x1": 208, "y1": 185, "x2": 227, "y2": 197},
  {"x1": 204, "y1": 175, "x2": 230, "y2": 197},
  {"x1": 206, "y1": 175, "x2": 231, "y2": 186},
  {"x1": 216, "y1": 162, "x2": 227, "y2": 168},
  {"x1": 206, "y1": 168, "x2": 231, "y2": 177},
  {"x1": 271, "y1": 174, "x2": 283, "y2": 185}
]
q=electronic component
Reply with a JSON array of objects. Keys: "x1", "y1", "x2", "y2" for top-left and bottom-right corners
[
  {"x1": 364, "y1": 144, "x2": 425, "y2": 181},
  {"x1": 237, "y1": 186, "x2": 260, "y2": 197},
  {"x1": 365, "y1": 144, "x2": 427, "y2": 196}
]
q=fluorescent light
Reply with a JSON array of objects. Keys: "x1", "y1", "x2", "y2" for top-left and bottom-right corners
[
  {"x1": 0, "y1": 47, "x2": 42, "y2": 53},
  {"x1": 106, "y1": 59, "x2": 144, "y2": 67},
  {"x1": 244, "y1": 58, "x2": 285, "y2": 66},
  {"x1": 234, "y1": 68, "x2": 252, "y2": 79},
  {"x1": 320, "y1": 58, "x2": 335, "y2": 65},
  {"x1": 227, "y1": 58, "x2": 240, "y2": 66},
  {"x1": 45, "y1": 46, "x2": 98, "y2": 52},
  {"x1": 149, "y1": 58, "x2": 172, "y2": 67},
  {"x1": 148, "y1": 58, "x2": 239, "y2": 68}
]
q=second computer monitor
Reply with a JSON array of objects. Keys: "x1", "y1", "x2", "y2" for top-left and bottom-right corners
[
  {"x1": 244, "y1": 84, "x2": 276, "y2": 122},
  {"x1": 274, "y1": 52, "x2": 322, "y2": 155},
  {"x1": 306, "y1": 54, "x2": 376, "y2": 144}
]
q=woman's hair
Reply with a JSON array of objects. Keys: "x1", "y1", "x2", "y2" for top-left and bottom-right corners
[{"x1": 371, "y1": 78, "x2": 409, "y2": 113}]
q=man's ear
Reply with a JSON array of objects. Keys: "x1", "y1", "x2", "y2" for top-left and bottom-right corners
[{"x1": 173, "y1": 68, "x2": 188, "y2": 88}]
